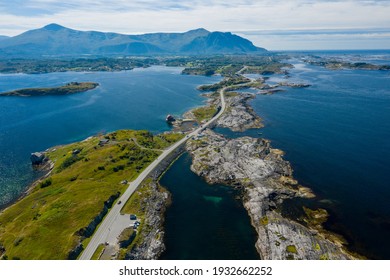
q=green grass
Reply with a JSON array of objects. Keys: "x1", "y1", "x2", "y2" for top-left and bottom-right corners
[
  {"x1": 198, "y1": 76, "x2": 250, "y2": 92},
  {"x1": 242, "y1": 64, "x2": 291, "y2": 75},
  {"x1": 320, "y1": 254, "x2": 329, "y2": 260},
  {"x1": 260, "y1": 216, "x2": 269, "y2": 226},
  {"x1": 0, "y1": 129, "x2": 181, "y2": 260},
  {"x1": 91, "y1": 244, "x2": 105, "y2": 260},
  {"x1": 224, "y1": 91, "x2": 239, "y2": 97},
  {"x1": 118, "y1": 228, "x2": 136, "y2": 249},
  {"x1": 118, "y1": 228, "x2": 135, "y2": 244},
  {"x1": 121, "y1": 178, "x2": 154, "y2": 217},
  {"x1": 192, "y1": 105, "x2": 218, "y2": 122},
  {"x1": 286, "y1": 245, "x2": 298, "y2": 254},
  {"x1": 137, "y1": 132, "x2": 183, "y2": 149}
]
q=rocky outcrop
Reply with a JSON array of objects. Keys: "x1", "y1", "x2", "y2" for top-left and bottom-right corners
[
  {"x1": 30, "y1": 152, "x2": 45, "y2": 165},
  {"x1": 278, "y1": 82, "x2": 311, "y2": 88},
  {"x1": 166, "y1": 115, "x2": 176, "y2": 123},
  {"x1": 118, "y1": 228, "x2": 137, "y2": 248},
  {"x1": 216, "y1": 92, "x2": 263, "y2": 132},
  {"x1": 75, "y1": 192, "x2": 120, "y2": 238},
  {"x1": 186, "y1": 129, "x2": 355, "y2": 259},
  {"x1": 124, "y1": 145, "x2": 184, "y2": 260},
  {"x1": 68, "y1": 192, "x2": 120, "y2": 259},
  {"x1": 68, "y1": 243, "x2": 83, "y2": 260},
  {"x1": 125, "y1": 181, "x2": 169, "y2": 260}
]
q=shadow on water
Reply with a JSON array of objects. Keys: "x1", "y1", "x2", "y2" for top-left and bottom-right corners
[{"x1": 159, "y1": 153, "x2": 259, "y2": 260}]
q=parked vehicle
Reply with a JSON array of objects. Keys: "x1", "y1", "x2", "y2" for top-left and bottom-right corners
[{"x1": 130, "y1": 214, "x2": 137, "y2": 220}]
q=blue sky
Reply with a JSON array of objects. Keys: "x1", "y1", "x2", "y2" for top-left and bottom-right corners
[{"x1": 0, "y1": 0, "x2": 389, "y2": 50}]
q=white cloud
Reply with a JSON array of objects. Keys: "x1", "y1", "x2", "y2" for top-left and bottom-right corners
[
  {"x1": 241, "y1": 31, "x2": 390, "y2": 50},
  {"x1": 0, "y1": 0, "x2": 389, "y2": 49}
]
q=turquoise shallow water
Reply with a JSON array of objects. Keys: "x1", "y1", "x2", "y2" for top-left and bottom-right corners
[{"x1": 0, "y1": 66, "x2": 220, "y2": 207}]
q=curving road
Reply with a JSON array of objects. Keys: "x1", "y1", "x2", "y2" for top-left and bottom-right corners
[{"x1": 79, "y1": 86, "x2": 226, "y2": 260}]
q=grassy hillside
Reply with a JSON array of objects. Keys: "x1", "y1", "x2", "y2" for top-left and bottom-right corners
[
  {"x1": 0, "y1": 130, "x2": 182, "y2": 260},
  {"x1": 192, "y1": 105, "x2": 218, "y2": 122}
]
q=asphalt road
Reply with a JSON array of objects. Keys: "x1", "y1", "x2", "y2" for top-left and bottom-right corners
[{"x1": 79, "y1": 88, "x2": 226, "y2": 260}]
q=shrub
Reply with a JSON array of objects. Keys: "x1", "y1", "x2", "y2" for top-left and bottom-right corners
[
  {"x1": 113, "y1": 165, "x2": 125, "y2": 172},
  {"x1": 59, "y1": 155, "x2": 81, "y2": 171},
  {"x1": 40, "y1": 178, "x2": 52, "y2": 188}
]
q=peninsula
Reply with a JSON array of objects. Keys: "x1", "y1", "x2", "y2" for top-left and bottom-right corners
[
  {"x1": 0, "y1": 82, "x2": 99, "y2": 97},
  {"x1": 182, "y1": 72, "x2": 358, "y2": 259},
  {"x1": 0, "y1": 130, "x2": 183, "y2": 259},
  {"x1": 304, "y1": 58, "x2": 390, "y2": 71}
]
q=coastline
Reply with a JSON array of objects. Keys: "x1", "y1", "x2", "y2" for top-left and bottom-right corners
[
  {"x1": 0, "y1": 64, "x2": 362, "y2": 260},
  {"x1": 0, "y1": 130, "x2": 184, "y2": 259},
  {"x1": 0, "y1": 158, "x2": 53, "y2": 213},
  {"x1": 179, "y1": 71, "x2": 361, "y2": 259},
  {"x1": 0, "y1": 133, "x2": 105, "y2": 213}
]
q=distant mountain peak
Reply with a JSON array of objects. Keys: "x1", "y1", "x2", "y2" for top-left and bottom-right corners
[
  {"x1": 0, "y1": 24, "x2": 267, "y2": 57},
  {"x1": 185, "y1": 28, "x2": 210, "y2": 36},
  {"x1": 43, "y1": 23, "x2": 67, "y2": 31},
  {"x1": 187, "y1": 28, "x2": 210, "y2": 33}
]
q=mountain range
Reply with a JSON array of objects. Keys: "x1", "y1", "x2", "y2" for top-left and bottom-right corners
[{"x1": 0, "y1": 24, "x2": 266, "y2": 57}]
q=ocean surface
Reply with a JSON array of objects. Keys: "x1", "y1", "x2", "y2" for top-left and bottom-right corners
[
  {"x1": 1, "y1": 52, "x2": 389, "y2": 259},
  {"x1": 0, "y1": 66, "x2": 220, "y2": 207},
  {"x1": 217, "y1": 50, "x2": 390, "y2": 259}
]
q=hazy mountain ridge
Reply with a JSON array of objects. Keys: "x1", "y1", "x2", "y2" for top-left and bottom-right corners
[{"x1": 0, "y1": 24, "x2": 266, "y2": 57}]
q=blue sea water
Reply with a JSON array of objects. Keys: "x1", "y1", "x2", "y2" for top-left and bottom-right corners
[
  {"x1": 0, "y1": 66, "x2": 220, "y2": 207},
  {"x1": 217, "y1": 52, "x2": 390, "y2": 259},
  {"x1": 160, "y1": 153, "x2": 259, "y2": 260},
  {"x1": 257, "y1": 62, "x2": 390, "y2": 259}
]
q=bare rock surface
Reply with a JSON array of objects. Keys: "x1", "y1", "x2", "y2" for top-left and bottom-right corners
[
  {"x1": 186, "y1": 129, "x2": 355, "y2": 259},
  {"x1": 126, "y1": 181, "x2": 169, "y2": 260},
  {"x1": 216, "y1": 92, "x2": 263, "y2": 132}
]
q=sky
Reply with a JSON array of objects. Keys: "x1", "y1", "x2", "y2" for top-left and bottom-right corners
[{"x1": 0, "y1": 0, "x2": 389, "y2": 50}]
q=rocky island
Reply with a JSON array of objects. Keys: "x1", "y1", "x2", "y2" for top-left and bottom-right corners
[{"x1": 0, "y1": 82, "x2": 99, "y2": 97}]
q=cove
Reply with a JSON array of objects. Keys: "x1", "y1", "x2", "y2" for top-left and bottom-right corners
[{"x1": 160, "y1": 153, "x2": 259, "y2": 260}]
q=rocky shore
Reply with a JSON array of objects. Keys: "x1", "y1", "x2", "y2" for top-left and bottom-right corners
[
  {"x1": 125, "y1": 143, "x2": 185, "y2": 260},
  {"x1": 186, "y1": 129, "x2": 356, "y2": 259},
  {"x1": 216, "y1": 92, "x2": 263, "y2": 132},
  {"x1": 181, "y1": 71, "x2": 359, "y2": 259},
  {"x1": 125, "y1": 180, "x2": 170, "y2": 260}
]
